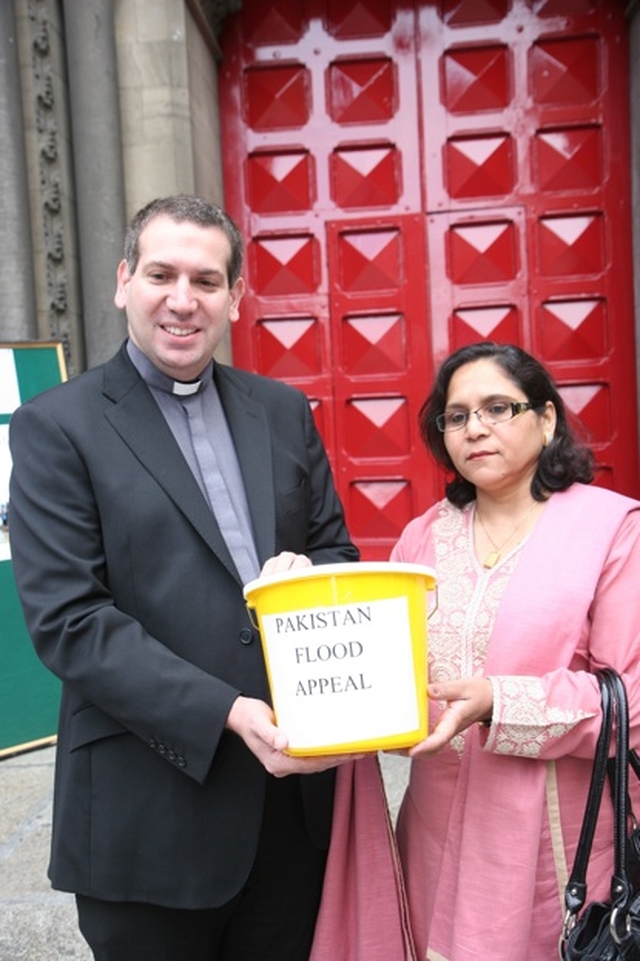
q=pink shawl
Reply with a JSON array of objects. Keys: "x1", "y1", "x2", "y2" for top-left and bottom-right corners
[{"x1": 310, "y1": 754, "x2": 417, "y2": 960}]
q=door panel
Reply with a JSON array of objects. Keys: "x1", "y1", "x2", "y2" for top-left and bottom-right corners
[
  {"x1": 327, "y1": 214, "x2": 434, "y2": 559},
  {"x1": 417, "y1": 0, "x2": 636, "y2": 491},
  {"x1": 219, "y1": 0, "x2": 638, "y2": 558}
]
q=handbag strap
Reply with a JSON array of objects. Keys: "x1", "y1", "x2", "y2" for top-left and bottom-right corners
[
  {"x1": 603, "y1": 669, "x2": 633, "y2": 942},
  {"x1": 562, "y1": 669, "x2": 636, "y2": 944},
  {"x1": 563, "y1": 671, "x2": 615, "y2": 921}
]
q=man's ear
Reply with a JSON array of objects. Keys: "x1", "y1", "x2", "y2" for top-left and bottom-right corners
[
  {"x1": 229, "y1": 276, "x2": 246, "y2": 322},
  {"x1": 114, "y1": 259, "x2": 132, "y2": 309}
]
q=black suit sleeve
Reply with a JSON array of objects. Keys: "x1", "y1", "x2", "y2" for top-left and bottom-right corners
[{"x1": 9, "y1": 400, "x2": 239, "y2": 784}]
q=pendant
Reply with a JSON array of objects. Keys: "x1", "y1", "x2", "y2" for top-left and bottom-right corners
[{"x1": 483, "y1": 550, "x2": 501, "y2": 569}]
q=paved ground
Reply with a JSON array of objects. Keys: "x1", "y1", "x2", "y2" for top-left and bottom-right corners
[
  {"x1": 0, "y1": 746, "x2": 90, "y2": 961},
  {"x1": 0, "y1": 744, "x2": 410, "y2": 960}
]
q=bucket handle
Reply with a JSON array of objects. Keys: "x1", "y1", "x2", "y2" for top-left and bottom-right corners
[
  {"x1": 246, "y1": 604, "x2": 259, "y2": 631},
  {"x1": 427, "y1": 585, "x2": 438, "y2": 620}
]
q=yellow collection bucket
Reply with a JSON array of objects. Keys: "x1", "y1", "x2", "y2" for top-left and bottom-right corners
[{"x1": 243, "y1": 561, "x2": 436, "y2": 756}]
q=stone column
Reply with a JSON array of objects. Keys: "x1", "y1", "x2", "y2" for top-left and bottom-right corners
[
  {"x1": 0, "y1": 0, "x2": 37, "y2": 340},
  {"x1": 62, "y1": 0, "x2": 127, "y2": 366}
]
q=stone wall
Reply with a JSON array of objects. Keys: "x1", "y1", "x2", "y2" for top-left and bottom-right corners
[
  {"x1": 4, "y1": 0, "x2": 228, "y2": 373},
  {"x1": 13, "y1": 0, "x2": 83, "y2": 373}
]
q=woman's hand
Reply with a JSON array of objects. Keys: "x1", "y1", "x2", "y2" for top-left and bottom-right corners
[{"x1": 408, "y1": 676, "x2": 494, "y2": 757}]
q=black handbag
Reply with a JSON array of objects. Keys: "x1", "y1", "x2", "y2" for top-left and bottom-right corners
[{"x1": 560, "y1": 669, "x2": 640, "y2": 960}]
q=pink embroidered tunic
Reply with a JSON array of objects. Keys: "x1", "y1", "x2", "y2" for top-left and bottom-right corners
[{"x1": 390, "y1": 483, "x2": 640, "y2": 961}]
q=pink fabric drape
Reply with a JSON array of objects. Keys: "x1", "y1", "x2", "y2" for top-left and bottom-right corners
[{"x1": 310, "y1": 754, "x2": 417, "y2": 961}]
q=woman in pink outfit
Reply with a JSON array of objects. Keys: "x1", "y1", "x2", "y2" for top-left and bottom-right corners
[{"x1": 390, "y1": 342, "x2": 640, "y2": 961}]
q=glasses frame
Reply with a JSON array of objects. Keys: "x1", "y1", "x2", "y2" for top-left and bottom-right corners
[{"x1": 436, "y1": 400, "x2": 534, "y2": 433}]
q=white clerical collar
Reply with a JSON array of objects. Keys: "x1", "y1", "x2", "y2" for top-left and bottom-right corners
[
  {"x1": 126, "y1": 340, "x2": 213, "y2": 396},
  {"x1": 171, "y1": 379, "x2": 202, "y2": 396}
]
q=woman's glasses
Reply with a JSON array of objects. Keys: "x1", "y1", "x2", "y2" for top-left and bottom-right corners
[{"x1": 436, "y1": 400, "x2": 534, "y2": 433}]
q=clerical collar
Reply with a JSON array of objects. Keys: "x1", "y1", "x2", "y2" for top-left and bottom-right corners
[
  {"x1": 171, "y1": 379, "x2": 202, "y2": 396},
  {"x1": 126, "y1": 340, "x2": 213, "y2": 395}
]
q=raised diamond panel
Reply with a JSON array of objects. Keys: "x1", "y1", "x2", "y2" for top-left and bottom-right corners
[
  {"x1": 347, "y1": 480, "x2": 413, "y2": 540},
  {"x1": 345, "y1": 396, "x2": 410, "y2": 457},
  {"x1": 534, "y1": 127, "x2": 602, "y2": 192},
  {"x1": 244, "y1": 64, "x2": 310, "y2": 130},
  {"x1": 448, "y1": 220, "x2": 518, "y2": 284},
  {"x1": 442, "y1": 45, "x2": 510, "y2": 113},
  {"x1": 539, "y1": 299, "x2": 607, "y2": 361},
  {"x1": 560, "y1": 383, "x2": 611, "y2": 443},
  {"x1": 325, "y1": 0, "x2": 392, "y2": 38},
  {"x1": 337, "y1": 228, "x2": 403, "y2": 292},
  {"x1": 241, "y1": 0, "x2": 304, "y2": 45},
  {"x1": 451, "y1": 305, "x2": 520, "y2": 348},
  {"x1": 341, "y1": 314, "x2": 406, "y2": 375},
  {"x1": 531, "y1": 37, "x2": 600, "y2": 106},
  {"x1": 446, "y1": 134, "x2": 514, "y2": 198},
  {"x1": 537, "y1": 214, "x2": 604, "y2": 277},
  {"x1": 331, "y1": 145, "x2": 399, "y2": 207},
  {"x1": 328, "y1": 57, "x2": 396, "y2": 123},
  {"x1": 250, "y1": 235, "x2": 319, "y2": 295},
  {"x1": 256, "y1": 317, "x2": 322, "y2": 377},
  {"x1": 247, "y1": 151, "x2": 314, "y2": 213}
]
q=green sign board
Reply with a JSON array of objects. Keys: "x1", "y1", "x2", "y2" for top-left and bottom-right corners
[{"x1": 1, "y1": 342, "x2": 67, "y2": 755}]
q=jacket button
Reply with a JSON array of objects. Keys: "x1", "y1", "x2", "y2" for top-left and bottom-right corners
[{"x1": 239, "y1": 629, "x2": 254, "y2": 645}]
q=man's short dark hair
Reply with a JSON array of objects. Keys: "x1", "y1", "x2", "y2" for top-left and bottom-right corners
[{"x1": 124, "y1": 195, "x2": 244, "y2": 286}]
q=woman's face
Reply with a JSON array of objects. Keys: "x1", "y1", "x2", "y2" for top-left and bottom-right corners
[{"x1": 442, "y1": 358, "x2": 556, "y2": 498}]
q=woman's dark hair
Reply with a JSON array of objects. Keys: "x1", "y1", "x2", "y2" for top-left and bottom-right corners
[
  {"x1": 420, "y1": 342, "x2": 595, "y2": 507},
  {"x1": 123, "y1": 194, "x2": 244, "y2": 286}
]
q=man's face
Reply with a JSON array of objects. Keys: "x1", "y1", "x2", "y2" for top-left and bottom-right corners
[{"x1": 114, "y1": 214, "x2": 245, "y2": 382}]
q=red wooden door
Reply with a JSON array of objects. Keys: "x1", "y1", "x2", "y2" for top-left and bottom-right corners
[{"x1": 218, "y1": 0, "x2": 638, "y2": 560}]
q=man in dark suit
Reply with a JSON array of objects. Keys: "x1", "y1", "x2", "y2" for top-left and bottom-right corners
[{"x1": 9, "y1": 195, "x2": 359, "y2": 961}]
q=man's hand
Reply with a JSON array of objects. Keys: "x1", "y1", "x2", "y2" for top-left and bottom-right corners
[
  {"x1": 408, "y1": 676, "x2": 493, "y2": 757},
  {"x1": 240, "y1": 553, "x2": 357, "y2": 773},
  {"x1": 259, "y1": 551, "x2": 312, "y2": 576},
  {"x1": 226, "y1": 695, "x2": 358, "y2": 776}
]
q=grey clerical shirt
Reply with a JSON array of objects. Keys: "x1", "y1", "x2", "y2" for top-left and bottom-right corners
[{"x1": 127, "y1": 340, "x2": 260, "y2": 585}]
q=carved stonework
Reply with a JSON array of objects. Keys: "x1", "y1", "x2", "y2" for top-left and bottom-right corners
[{"x1": 27, "y1": 0, "x2": 73, "y2": 372}]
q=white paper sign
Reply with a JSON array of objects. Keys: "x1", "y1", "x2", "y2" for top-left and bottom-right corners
[
  {"x1": 0, "y1": 425, "x2": 11, "y2": 561},
  {"x1": 261, "y1": 595, "x2": 420, "y2": 751},
  {"x1": 0, "y1": 349, "x2": 20, "y2": 415}
]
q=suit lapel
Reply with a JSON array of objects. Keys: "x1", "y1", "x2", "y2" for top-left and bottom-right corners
[{"x1": 102, "y1": 348, "x2": 241, "y2": 582}]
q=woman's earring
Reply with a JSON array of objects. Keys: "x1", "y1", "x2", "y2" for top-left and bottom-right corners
[{"x1": 543, "y1": 432, "x2": 553, "y2": 447}]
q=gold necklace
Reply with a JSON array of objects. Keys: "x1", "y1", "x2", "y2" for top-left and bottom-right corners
[{"x1": 475, "y1": 501, "x2": 539, "y2": 569}]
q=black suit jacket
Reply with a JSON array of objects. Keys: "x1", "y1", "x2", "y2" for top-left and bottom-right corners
[{"x1": 9, "y1": 344, "x2": 358, "y2": 908}]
